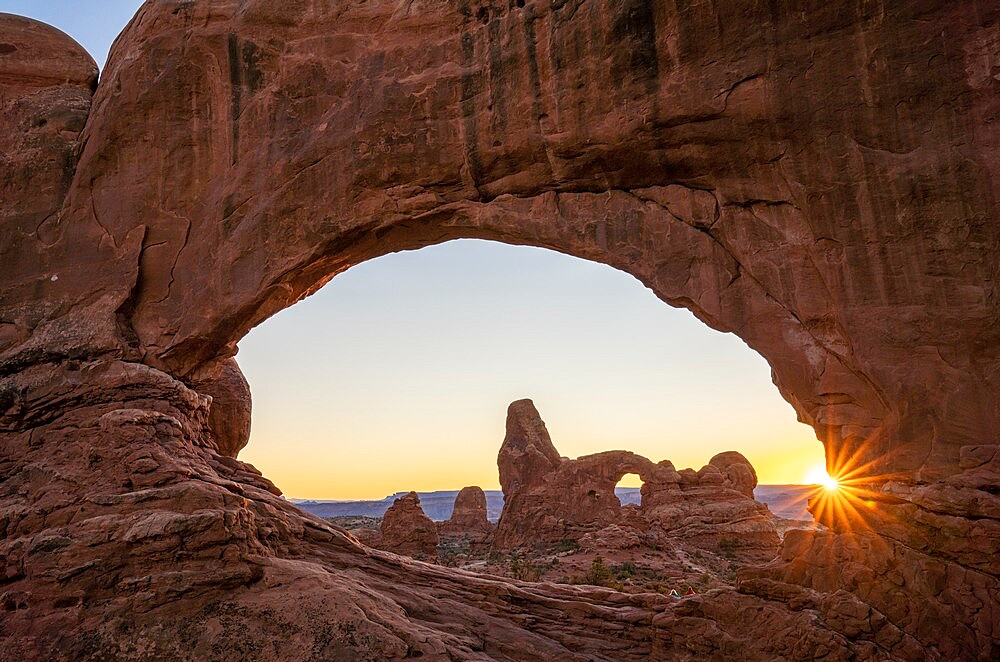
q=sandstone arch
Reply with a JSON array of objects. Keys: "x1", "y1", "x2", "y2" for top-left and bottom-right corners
[
  {"x1": 2, "y1": 2, "x2": 998, "y2": 659},
  {"x1": 10, "y1": 0, "x2": 999, "y2": 481}
]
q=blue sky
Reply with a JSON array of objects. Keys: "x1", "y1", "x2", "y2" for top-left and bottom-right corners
[{"x1": 6, "y1": 1, "x2": 824, "y2": 498}]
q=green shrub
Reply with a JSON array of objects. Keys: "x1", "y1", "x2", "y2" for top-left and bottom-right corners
[
  {"x1": 508, "y1": 556, "x2": 543, "y2": 582},
  {"x1": 581, "y1": 555, "x2": 620, "y2": 589},
  {"x1": 553, "y1": 538, "x2": 580, "y2": 553},
  {"x1": 613, "y1": 560, "x2": 638, "y2": 580}
]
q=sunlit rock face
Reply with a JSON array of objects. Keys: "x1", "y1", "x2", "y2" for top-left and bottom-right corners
[
  {"x1": 1, "y1": 2, "x2": 998, "y2": 659},
  {"x1": 494, "y1": 400, "x2": 780, "y2": 556}
]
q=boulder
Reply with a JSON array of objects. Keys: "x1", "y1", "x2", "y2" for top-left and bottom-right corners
[{"x1": 190, "y1": 358, "x2": 252, "y2": 458}]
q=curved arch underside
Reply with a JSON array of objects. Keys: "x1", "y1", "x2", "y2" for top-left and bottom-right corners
[{"x1": 1, "y1": 2, "x2": 998, "y2": 659}]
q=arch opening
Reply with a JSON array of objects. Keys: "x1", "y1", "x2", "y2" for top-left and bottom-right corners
[
  {"x1": 234, "y1": 238, "x2": 823, "y2": 504},
  {"x1": 169, "y1": 185, "x2": 897, "y2": 487},
  {"x1": 615, "y1": 473, "x2": 643, "y2": 508}
]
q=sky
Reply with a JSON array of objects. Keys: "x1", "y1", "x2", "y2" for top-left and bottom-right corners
[{"x1": 7, "y1": 2, "x2": 827, "y2": 499}]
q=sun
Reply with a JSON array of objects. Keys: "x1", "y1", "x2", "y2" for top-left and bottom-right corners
[{"x1": 803, "y1": 464, "x2": 839, "y2": 491}]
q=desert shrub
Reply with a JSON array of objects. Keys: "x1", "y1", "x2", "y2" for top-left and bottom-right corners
[
  {"x1": 580, "y1": 556, "x2": 620, "y2": 589},
  {"x1": 553, "y1": 538, "x2": 580, "y2": 553},
  {"x1": 508, "y1": 555, "x2": 543, "y2": 582},
  {"x1": 613, "y1": 561, "x2": 638, "y2": 580}
]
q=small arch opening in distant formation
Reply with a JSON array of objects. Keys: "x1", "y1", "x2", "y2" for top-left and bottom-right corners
[{"x1": 615, "y1": 473, "x2": 644, "y2": 508}]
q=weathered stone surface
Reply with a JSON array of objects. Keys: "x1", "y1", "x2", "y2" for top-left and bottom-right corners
[
  {"x1": 494, "y1": 400, "x2": 779, "y2": 558},
  {"x1": 191, "y1": 357, "x2": 252, "y2": 458},
  {"x1": 0, "y1": 13, "x2": 96, "y2": 232},
  {"x1": 0, "y1": 14, "x2": 111, "y2": 372},
  {"x1": 380, "y1": 491, "x2": 439, "y2": 559},
  {"x1": 438, "y1": 486, "x2": 494, "y2": 557},
  {"x1": 497, "y1": 399, "x2": 563, "y2": 496},
  {"x1": 439, "y1": 486, "x2": 492, "y2": 536},
  {"x1": 1, "y1": 2, "x2": 998, "y2": 659},
  {"x1": 708, "y1": 451, "x2": 758, "y2": 499}
]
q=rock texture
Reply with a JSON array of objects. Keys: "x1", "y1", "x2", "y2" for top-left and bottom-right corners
[
  {"x1": 440, "y1": 486, "x2": 493, "y2": 535},
  {"x1": 493, "y1": 400, "x2": 780, "y2": 558},
  {"x1": 1, "y1": 2, "x2": 998, "y2": 660},
  {"x1": 379, "y1": 491, "x2": 439, "y2": 559},
  {"x1": 191, "y1": 357, "x2": 251, "y2": 458},
  {"x1": 0, "y1": 13, "x2": 96, "y2": 238}
]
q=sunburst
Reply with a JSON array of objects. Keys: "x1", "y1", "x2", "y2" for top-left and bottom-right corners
[{"x1": 800, "y1": 426, "x2": 914, "y2": 537}]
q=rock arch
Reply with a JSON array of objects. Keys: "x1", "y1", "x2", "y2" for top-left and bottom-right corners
[
  {"x1": 2, "y1": 2, "x2": 998, "y2": 659},
  {"x1": 12, "y1": 0, "x2": 999, "y2": 481}
]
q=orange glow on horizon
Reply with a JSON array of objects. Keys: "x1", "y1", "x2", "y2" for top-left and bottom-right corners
[{"x1": 236, "y1": 240, "x2": 831, "y2": 501}]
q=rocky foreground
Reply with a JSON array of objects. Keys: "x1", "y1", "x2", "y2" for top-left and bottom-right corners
[{"x1": 1, "y1": 2, "x2": 998, "y2": 660}]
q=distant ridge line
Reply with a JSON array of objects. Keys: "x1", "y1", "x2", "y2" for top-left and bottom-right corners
[{"x1": 291, "y1": 485, "x2": 816, "y2": 522}]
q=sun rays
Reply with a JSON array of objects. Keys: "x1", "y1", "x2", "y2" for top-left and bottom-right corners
[
  {"x1": 803, "y1": 464, "x2": 840, "y2": 491},
  {"x1": 792, "y1": 428, "x2": 914, "y2": 537}
]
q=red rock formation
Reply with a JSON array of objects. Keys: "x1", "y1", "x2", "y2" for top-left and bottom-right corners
[
  {"x1": 0, "y1": 13, "x2": 96, "y2": 235},
  {"x1": 439, "y1": 486, "x2": 492, "y2": 536},
  {"x1": 497, "y1": 399, "x2": 564, "y2": 495},
  {"x1": 494, "y1": 400, "x2": 779, "y2": 557},
  {"x1": 438, "y1": 486, "x2": 493, "y2": 556},
  {"x1": 380, "y1": 491, "x2": 439, "y2": 559},
  {"x1": 644, "y1": 461, "x2": 780, "y2": 559},
  {"x1": 1, "y1": 2, "x2": 998, "y2": 659},
  {"x1": 191, "y1": 357, "x2": 251, "y2": 458}
]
